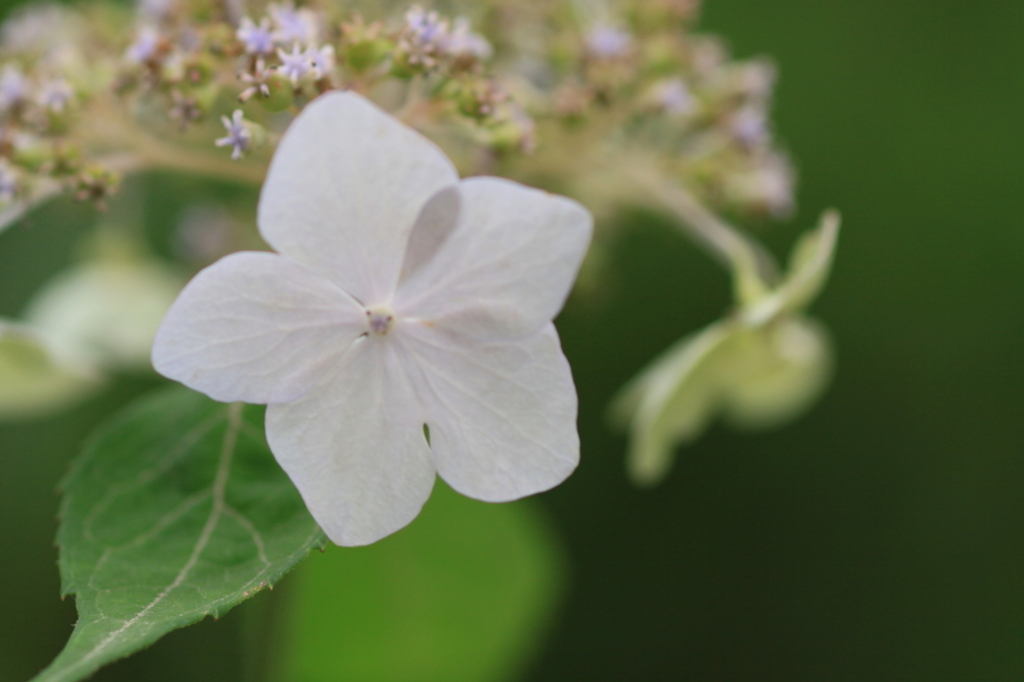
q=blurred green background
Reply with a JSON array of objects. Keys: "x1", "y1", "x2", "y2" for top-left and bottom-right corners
[{"x1": 3, "y1": 0, "x2": 1024, "y2": 680}]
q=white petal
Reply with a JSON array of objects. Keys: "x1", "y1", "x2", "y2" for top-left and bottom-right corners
[
  {"x1": 258, "y1": 91, "x2": 459, "y2": 305},
  {"x1": 152, "y1": 251, "x2": 364, "y2": 404},
  {"x1": 0, "y1": 320, "x2": 98, "y2": 419},
  {"x1": 395, "y1": 177, "x2": 593, "y2": 340},
  {"x1": 266, "y1": 338, "x2": 436, "y2": 546},
  {"x1": 399, "y1": 322, "x2": 579, "y2": 502}
]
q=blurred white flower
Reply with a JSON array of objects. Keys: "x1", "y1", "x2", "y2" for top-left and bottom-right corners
[
  {"x1": 0, "y1": 260, "x2": 183, "y2": 419},
  {"x1": 610, "y1": 211, "x2": 840, "y2": 486},
  {"x1": 152, "y1": 92, "x2": 593, "y2": 546}
]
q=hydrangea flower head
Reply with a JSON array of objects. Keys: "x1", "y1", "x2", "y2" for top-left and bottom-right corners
[{"x1": 152, "y1": 92, "x2": 593, "y2": 546}]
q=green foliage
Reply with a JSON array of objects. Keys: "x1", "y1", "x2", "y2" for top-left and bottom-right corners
[
  {"x1": 274, "y1": 481, "x2": 565, "y2": 682},
  {"x1": 34, "y1": 386, "x2": 327, "y2": 682}
]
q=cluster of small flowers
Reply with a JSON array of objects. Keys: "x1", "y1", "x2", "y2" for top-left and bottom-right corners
[
  {"x1": 111, "y1": 0, "x2": 529, "y2": 159},
  {"x1": 526, "y1": 0, "x2": 796, "y2": 219},
  {"x1": 0, "y1": 5, "x2": 122, "y2": 209},
  {"x1": 0, "y1": 0, "x2": 795, "y2": 222}
]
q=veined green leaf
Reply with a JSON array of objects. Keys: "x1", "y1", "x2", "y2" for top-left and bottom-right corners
[{"x1": 33, "y1": 386, "x2": 327, "y2": 682}]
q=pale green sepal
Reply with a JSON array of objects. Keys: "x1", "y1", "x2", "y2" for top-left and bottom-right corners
[
  {"x1": 720, "y1": 317, "x2": 834, "y2": 430},
  {"x1": 612, "y1": 321, "x2": 734, "y2": 486},
  {"x1": 33, "y1": 386, "x2": 327, "y2": 682},
  {"x1": 614, "y1": 315, "x2": 833, "y2": 486},
  {"x1": 743, "y1": 210, "x2": 840, "y2": 326},
  {"x1": 0, "y1": 321, "x2": 98, "y2": 419}
]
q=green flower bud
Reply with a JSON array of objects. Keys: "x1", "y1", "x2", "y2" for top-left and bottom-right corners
[
  {"x1": 259, "y1": 72, "x2": 294, "y2": 112},
  {"x1": 346, "y1": 38, "x2": 394, "y2": 73}
]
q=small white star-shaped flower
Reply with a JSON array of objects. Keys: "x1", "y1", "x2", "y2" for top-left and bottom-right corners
[
  {"x1": 277, "y1": 44, "x2": 312, "y2": 84},
  {"x1": 215, "y1": 109, "x2": 252, "y2": 160},
  {"x1": 237, "y1": 16, "x2": 274, "y2": 55},
  {"x1": 153, "y1": 92, "x2": 593, "y2": 546}
]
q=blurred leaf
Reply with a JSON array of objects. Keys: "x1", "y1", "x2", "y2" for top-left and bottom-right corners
[
  {"x1": 274, "y1": 481, "x2": 566, "y2": 682},
  {"x1": 33, "y1": 386, "x2": 327, "y2": 682}
]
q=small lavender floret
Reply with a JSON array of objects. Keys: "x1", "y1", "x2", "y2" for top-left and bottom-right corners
[
  {"x1": 446, "y1": 17, "x2": 492, "y2": 61},
  {"x1": 37, "y1": 78, "x2": 73, "y2": 113},
  {"x1": 237, "y1": 16, "x2": 274, "y2": 55},
  {"x1": 586, "y1": 25, "x2": 632, "y2": 58},
  {"x1": 0, "y1": 159, "x2": 18, "y2": 203},
  {"x1": 269, "y1": 2, "x2": 319, "y2": 45},
  {"x1": 124, "y1": 25, "x2": 161, "y2": 63},
  {"x1": 215, "y1": 109, "x2": 252, "y2": 160},
  {"x1": 0, "y1": 65, "x2": 27, "y2": 110},
  {"x1": 305, "y1": 43, "x2": 335, "y2": 80},
  {"x1": 277, "y1": 44, "x2": 312, "y2": 84}
]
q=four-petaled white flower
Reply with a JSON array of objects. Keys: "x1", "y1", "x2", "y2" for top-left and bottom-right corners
[
  {"x1": 215, "y1": 109, "x2": 251, "y2": 159},
  {"x1": 152, "y1": 92, "x2": 593, "y2": 546}
]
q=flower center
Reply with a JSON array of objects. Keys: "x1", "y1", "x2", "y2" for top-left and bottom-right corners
[{"x1": 365, "y1": 305, "x2": 395, "y2": 336}]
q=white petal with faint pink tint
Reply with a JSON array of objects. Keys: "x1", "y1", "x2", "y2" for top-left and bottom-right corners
[
  {"x1": 152, "y1": 251, "x2": 365, "y2": 404},
  {"x1": 258, "y1": 91, "x2": 459, "y2": 305},
  {"x1": 267, "y1": 338, "x2": 436, "y2": 546},
  {"x1": 400, "y1": 322, "x2": 579, "y2": 501},
  {"x1": 395, "y1": 177, "x2": 592, "y2": 339}
]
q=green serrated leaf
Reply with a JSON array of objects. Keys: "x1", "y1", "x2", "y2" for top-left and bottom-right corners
[{"x1": 34, "y1": 386, "x2": 327, "y2": 682}]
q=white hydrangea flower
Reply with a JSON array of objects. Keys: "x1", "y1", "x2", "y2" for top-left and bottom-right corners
[
  {"x1": 610, "y1": 212, "x2": 840, "y2": 486},
  {"x1": 152, "y1": 92, "x2": 593, "y2": 546}
]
